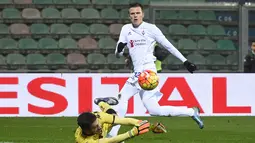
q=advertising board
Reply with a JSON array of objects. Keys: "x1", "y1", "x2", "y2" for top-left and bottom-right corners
[{"x1": 0, "y1": 73, "x2": 253, "y2": 117}]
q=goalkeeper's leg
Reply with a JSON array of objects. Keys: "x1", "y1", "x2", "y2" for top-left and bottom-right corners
[
  {"x1": 94, "y1": 97, "x2": 119, "y2": 113},
  {"x1": 155, "y1": 60, "x2": 162, "y2": 73},
  {"x1": 108, "y1": 82, "x2": 139, "y2": 138}
]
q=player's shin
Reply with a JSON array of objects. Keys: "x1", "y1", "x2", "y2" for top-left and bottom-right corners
[
  {"x1": 108, "y1": 83, "x2": 138, "y2": 138},
  {"x1": 142, "y1": 91, "x2": 195, "y2": 117},
  {"x1": 148, "y1": 105, "x2": 194, "y2": 116},
  {"x1": 116, "y1": 82, "x2": 138, "y2": 117}
]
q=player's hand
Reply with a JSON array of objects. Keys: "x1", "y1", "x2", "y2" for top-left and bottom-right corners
[
  {"x1": 125, "y1": 56, "x2": 132, "y2": 68},
  {"x1": 128, "y1": 120, "x2": 150, "y2": 137},
  {"x1": 150, "y1": 122, "x2": 167, "y2": 134},
  {"x1": 184, "y1": 60, "x2": 197, "y2": 73}
]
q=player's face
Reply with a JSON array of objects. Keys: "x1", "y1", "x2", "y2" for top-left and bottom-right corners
[
  {"x1": 90, "y1": 119, "x2": 102, "y2": 134},
  {"x1": 129, "y1": 6, "x2": 144, "y2": 27},
  {"x1": 252, "y1": 42, "x2": 255, "y2": 51}
]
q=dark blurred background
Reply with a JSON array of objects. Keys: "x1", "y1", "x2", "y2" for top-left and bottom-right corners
[{"x1": 0, "y1": 0, "x2": 254, "y2": 73}]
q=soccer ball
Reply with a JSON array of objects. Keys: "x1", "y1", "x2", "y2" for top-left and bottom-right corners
[{"x1": 138, "y1": 70, "x2": 159, "y2": 90}]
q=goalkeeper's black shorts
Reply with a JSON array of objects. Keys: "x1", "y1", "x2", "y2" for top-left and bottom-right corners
[{"x1": 154, "y1": 45, "x2": 169, "y2": 62}]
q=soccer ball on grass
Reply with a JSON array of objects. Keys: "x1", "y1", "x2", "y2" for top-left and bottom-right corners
[{"x1": 138, "y1": 70, "x2": 159, "y2": 90}]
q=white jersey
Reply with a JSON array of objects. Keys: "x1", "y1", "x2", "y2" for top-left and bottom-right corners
[{"x1": 115, "y1": 21, "x2": 187, "y2": 72}]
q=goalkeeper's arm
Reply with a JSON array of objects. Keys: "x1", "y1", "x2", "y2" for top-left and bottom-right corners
[
  {"x1": 113, "y1": 115, "x2": 141, "y2": 126},
  {"x1": 98, "y1": 130, "x2": 134, "y2": 143},
  {"x1": 98, "y1": 122, "x2": 166, "y2": 143},
  {"x1": 99, "y1": 121, "x2": 150, "y2": 143},
  {"x1": 99, "y1": 112, "x2": 140, "y2": 126},
  {"x1": 102, "y1": 112, "x2": 166, "y2": 133}
]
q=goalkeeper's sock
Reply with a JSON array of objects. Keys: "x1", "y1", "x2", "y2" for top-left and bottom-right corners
[
  {"x1": 98, "y1": 102, "x2": 112, "y2": 112},
  {"x1": 147, "y1": 105, "x2": 195, "y2": 116},
  {"x1": 155, "y1": 60, "x2": 162, "y2": 72},
  {"x1": 108, "y1": 125, "x2": 121, "y2": 137}
]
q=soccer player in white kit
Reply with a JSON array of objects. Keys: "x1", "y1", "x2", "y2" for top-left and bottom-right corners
[{"x1": 108, "y1": 2, "x2": 204, "y2": 139}]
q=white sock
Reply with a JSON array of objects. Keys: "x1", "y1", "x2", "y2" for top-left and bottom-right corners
[
  {"x1": 141, "y1": 91, "x2": 195, "y2": 117},
  {"x1": 146, "y1": 105, "x2": 195, "y2": 117},
  {"x1": 108, "y1": 125, "x2": 121, "y2": 137},
  {"x1": 160, "y1": 106, "x2": 195, "y2": 116}
]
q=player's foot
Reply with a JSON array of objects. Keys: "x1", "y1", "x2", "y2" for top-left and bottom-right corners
[
  {"x1": 191, "y1": 107, "x2": 204, "y2": 129},
  {"x1": 94, "y1": 97, "x2": 119, "y2": 106}
]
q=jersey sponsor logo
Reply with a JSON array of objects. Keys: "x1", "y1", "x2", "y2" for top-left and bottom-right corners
[
  {"x1": 135, "y1": 43, "x2": 146, "y2": 46},
  {"x1": 129, "y1": 39, "x2": 146, "y2": 48},
  {"x1": 133, "y1": 39, "x2": 146, "y2": 42}
]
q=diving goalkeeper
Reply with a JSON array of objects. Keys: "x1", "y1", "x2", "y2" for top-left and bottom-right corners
[{"x1": 75, "y1": 97, "x2": 166, "y2": 143}]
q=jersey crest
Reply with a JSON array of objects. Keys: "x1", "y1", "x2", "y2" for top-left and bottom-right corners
[{"x1": 130, "y1": 40, "x2": 134, "y2": 48}]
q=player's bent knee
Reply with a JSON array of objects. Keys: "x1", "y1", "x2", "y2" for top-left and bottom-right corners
[
  {"x1": 146, "y1": 106, "x2": 161, "y2": 116},
  {"x1": 106, "y1": 109, "x2": 117, "y2": 115},
  {"x1": 148, "y1": 111, "x2": 161, "y2": 116},
  {"x1": 147, "y1": 108, "x2": 168, "y2": 116},
  {"x1": 144, "y1": 102, "x2": 167, "y2": 116}
]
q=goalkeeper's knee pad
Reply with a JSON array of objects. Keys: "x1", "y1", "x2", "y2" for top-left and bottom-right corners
[
  {"x1": 154, "y1": 45, "x2": 169, "y2": 62},
  {"x1": 155, "y1": 60, "x2": 162, "y2": 72},
  {"x1": 106, "y1": 109, "x2": 117, "y2": 115}
]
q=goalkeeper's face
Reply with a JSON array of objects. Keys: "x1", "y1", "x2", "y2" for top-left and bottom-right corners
[
  {"x1": 77, "y1": 112, "x2": 102, "y2": 135},
  {"x1": 129, "y1": 6, "x2": 144, "y2": 27},
  {"x1": 90, "y1": 119, "x2": 102, "y2": 134}
]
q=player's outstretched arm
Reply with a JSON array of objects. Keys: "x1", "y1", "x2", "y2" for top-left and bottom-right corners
[
  {"x1": 99, "y1": 112, "x2": 145, "y2": 126},
  {"x1": 152, "y1": 25, "x2": 186, "y2": 62},
  {"x1": 99, "y1": 124, "x2": 149, "y2": 143},
  {"x1": 113, "y1": 115, "x2": 142, "y2": 126},
  {"x1": 152, "y1": 25, "x2": 197, "y2": 73}
]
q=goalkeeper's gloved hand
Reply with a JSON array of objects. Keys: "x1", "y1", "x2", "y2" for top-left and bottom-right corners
[
  {"x1": 184, "y1": 60, "x2": 197, "y2": 73},
  {"x1": 128, "y1": 120, "x2": 150, "y2": 138},
  {"x1": 150, "y1": 122, "x2": 167, "y2": 134}
]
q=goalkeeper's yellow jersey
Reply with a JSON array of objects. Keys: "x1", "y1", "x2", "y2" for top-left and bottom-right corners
[{"x1": 75, "y1": 112, "x2": 114, "y2": 143}]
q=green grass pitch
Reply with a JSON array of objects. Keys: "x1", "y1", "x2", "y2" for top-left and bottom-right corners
[{"x1": 0, "y1": 116, "x2": 254, "y2": 143}]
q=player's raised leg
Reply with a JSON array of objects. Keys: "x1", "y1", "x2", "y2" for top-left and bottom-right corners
[
  {"x1": 108, "y1": 82, "x2": 140, "y2": 138},
  {"x1": 117, "y1": 82, "x2": 140, "y2": 117},
  {"x1": 140, "y1": 88, "x2": 204, "y2": 129}
]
